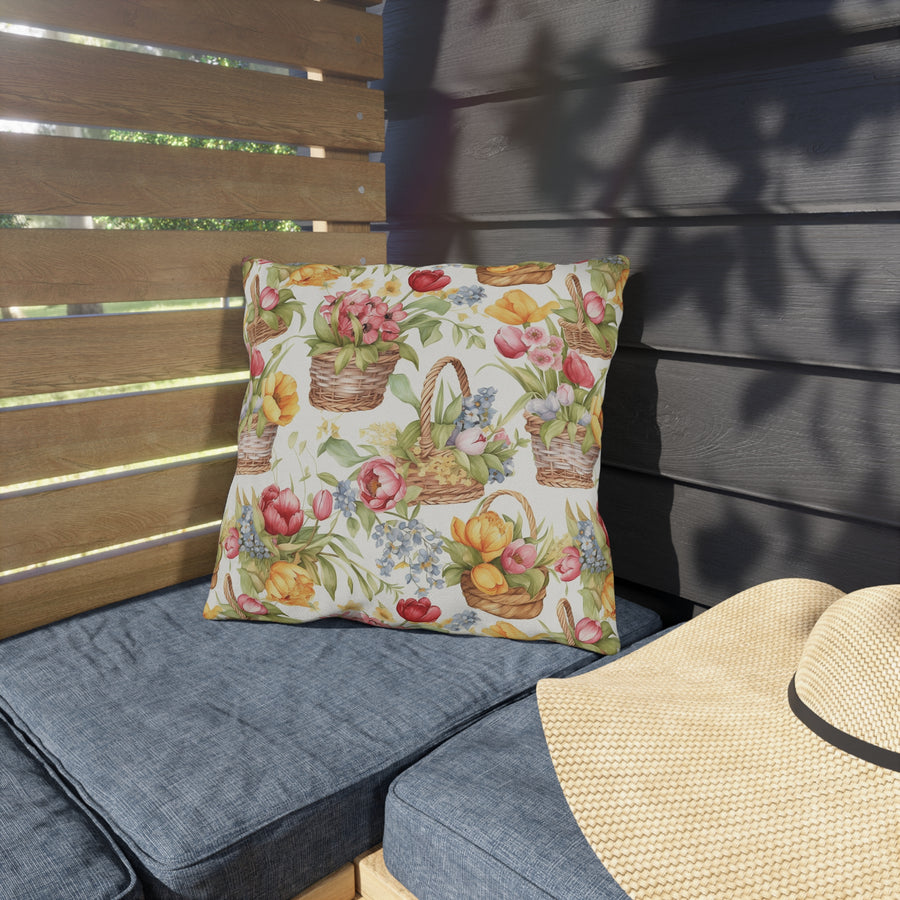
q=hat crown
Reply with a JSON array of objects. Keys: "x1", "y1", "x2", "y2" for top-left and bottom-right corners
[{"x1": 794, "y1": 585, "x2": 900, "y2": 757}]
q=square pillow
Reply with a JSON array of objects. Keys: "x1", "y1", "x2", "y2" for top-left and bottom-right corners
[{"x1": 204, "y1": 257, "x2": 629, "y2": 653}]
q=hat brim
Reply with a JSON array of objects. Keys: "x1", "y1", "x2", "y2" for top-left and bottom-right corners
[{"x1": 537, "y1": 579, "x2": 900, "y2": 900}]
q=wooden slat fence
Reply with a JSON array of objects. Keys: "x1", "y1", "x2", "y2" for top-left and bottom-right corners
[{"x1": 0, "y1": 0, "x2": 387, "y2": 637}]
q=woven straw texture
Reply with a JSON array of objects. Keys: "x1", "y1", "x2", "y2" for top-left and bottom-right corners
[{"x1": 537, "y1": 579, "x2": 900, "y2": 900}]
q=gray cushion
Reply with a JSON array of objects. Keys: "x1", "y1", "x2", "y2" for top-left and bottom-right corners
[
  {"x1": 0, "y1": 578, "x2": 660, "y2": 900},
  {"x1": 382, "y1": 628, "x2": 675, "y2": 900},
  {"x1": 0, "y1": 718, "x2": 141, "y2": 900}
]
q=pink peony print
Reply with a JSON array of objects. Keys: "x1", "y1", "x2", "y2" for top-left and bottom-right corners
[{"x1": 357, "y1": 458, "x2": 407, "y2": 511}]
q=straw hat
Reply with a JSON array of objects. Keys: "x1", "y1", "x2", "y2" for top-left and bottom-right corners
[{"x1": 537, "y1": 579, "x2": 900, "y2": 899}]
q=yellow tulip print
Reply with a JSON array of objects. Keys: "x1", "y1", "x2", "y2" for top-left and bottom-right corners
[{"x1": 484, "y1": 289, "x2": 559, "y2": 326}]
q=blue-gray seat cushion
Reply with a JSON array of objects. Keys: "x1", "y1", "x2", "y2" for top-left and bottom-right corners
[
  {"x1": 0, "y1": 578, "x2": 660, "y2": 900},
  {"x1": 382, "y1": 628, "x2": 676, "y2": 900},
  {"x1": 0, "y1": 718, "x2": 142, "y2": 900}
]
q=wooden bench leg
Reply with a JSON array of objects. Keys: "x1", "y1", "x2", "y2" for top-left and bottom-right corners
[{"x1": 355, "y1": 847, "x2": 419, "y2": 900}]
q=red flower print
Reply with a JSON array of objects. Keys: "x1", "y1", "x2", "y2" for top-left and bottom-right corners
[
  {"x1": 397, "y1": 597, "x2": 442, "y2": 623},
  {"x1": 312, "y1": 489, "x2": 333, "y2": 521},
  {"x1": 357, "y1": 458, "x2": 407, "y2": 511},
  {"x1": 562, "y1": 351, "x2": 595, "y2": 389},
  {"x1": 500, "y1": 538, "x2": 537, "y2": 574},
  {"x1": 574, "y1": 617, "x2": 605, "y2": 643},
  {"x1": 259, "y1": 286, "x2": 279, "y2": 310},
  {"x1": 583, "y1": 291, "x2": 606, "y2": 324},
  {"x1": 554, "y1": 546, "x2": 582, "y2": 582},
  {"x1": 238, "y1": 594, "x2": 268, "y2": 615},
  {"x1": 494, "y1": 325, "x2": 528, "y2": 359},
  {"x1": 224, "y1": 527, "x2": 241, "y2": 559},
  {"x1": 259, "y1": 485, "x2": 305, "y2": 536},
  {"x1": 250, "y1": 348, "x2": 265, "y2": 377},
  {"x1": 408, "y1": 269, "x2": 451, "y2": 292}
]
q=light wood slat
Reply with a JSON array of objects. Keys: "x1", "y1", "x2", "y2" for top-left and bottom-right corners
[
  {"x1": 290, "y1": 863, "x2": 356, "y2": 900},
  {"x1": 0, "y1": 459, "x2": 236, "y2": 571},
  {"x1": 0, "y1": 309, "x2": 247, "y2": 398},
  {"x1": 0, "y1": 230, "x2": 387, "y2": 307},
  {"x1": 0, "y1": 383, "x2": 246, "y2": 487},
  {"x1": 387, "y1": 42, "x2": 898, "y2": 218},
  {"x1": 1, "y1": 0, "x2": 382, "y2": 81},
  {"x1": 310, "y1": 71, "x2": 374, "y2": 235},
  {"x1": 385, "y1": 0, "x2": 898, "y2": 97},
  {"x1": 384, "y1": 220, "x2": 899, "y2": 373},
  {"x1": 0, "y1": 531, "x2": 218, "y2": 639},
  {"x1": 0, "y1": 133, "x2": 385, "y2": 221},
  {"x1": 603, "y1": 350, "x2": 900, "y2": 526},
  {"x1": 0, "y1": 33, "x2": 384, "y2": 151},
  {"x1": 356, "y1": 848, "x2": 417, "y2": 900},
  {"x1": 599, "y1": 468, "x2": 900, "y2": 608}
]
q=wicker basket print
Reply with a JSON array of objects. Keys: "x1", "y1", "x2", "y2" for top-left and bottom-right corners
[
  {"x1": 309, "y1": 343, "x2": 400, "y2": 412},
  {"x1": 561, "y1": 274, "x2": 614, "y2": 359},
  {"x1": 397, "y1": 356, "x2": 484, "y2": 505},
  {"x1": 245, "y1": 274, "x2": 289, "y2": 348},
  {"x1": 460, "y1": 490, "x2": 548, "y2": 619},
  {"x1": 524, "y1": 413, "x2": 599, "y2": 488},
  {"x1": 236, "y1": 414, "x2": 278, "y2": 474}
]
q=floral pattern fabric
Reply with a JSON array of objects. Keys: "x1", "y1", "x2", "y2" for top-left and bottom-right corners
[{"x1": 204, "y1": 258, "x2": 629, "y2": 653}]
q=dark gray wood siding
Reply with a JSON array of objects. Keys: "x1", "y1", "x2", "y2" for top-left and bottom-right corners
[{"x1": 380, "y1": 0, "x2": 900, "y2": 618}]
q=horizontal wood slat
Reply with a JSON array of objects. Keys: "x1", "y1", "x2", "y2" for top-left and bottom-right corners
[
  {"x1": 603, "y1": 350, "x2": 900, "y2": 525},
  {"x1": 0, "y1": 309, "x2": 247, "y2": 398},
  {"x1": 599, "y1": 468, "x2": 900, "y2": 608},
  {"x1": 0, "y1": 32, "x2": 384, "y2": 150},
  {"x1": 2, "y1": 0, "x2": 382, "y2": 81},
  {"x1": 0, "y1": 134, "x2": 385, "y2": 221},
  {"x1": 0, "y1": 458, "x2": 235, "y2": 572},
  {"x1": 0, "y1": 230, "x2": 387, "y2": 307},
  {"x1": 0, "y1": 383, "x2": 246, "y2": 487},
  {"x1": 385, "y1": 0, "x2": 898, "y2": 96},
  {"x1": 385, "y1": 220, "x2": 899, "y2": 373},
  {"x1": 387, "y1": 42, "x2": 898, "y2": 218},
  {"x1": 0, "y1": 531, "x2": 218, "y2": 639}
]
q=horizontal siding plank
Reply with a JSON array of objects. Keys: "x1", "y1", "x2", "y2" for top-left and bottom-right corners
[
  {"x1": 599, "y1": 468, "x2": 900, "y2": 607},
  {"x1": 0, "y1": 230, "x2": 387, "y2": 307},
  {"x1": 0, "y1": 134, "x2": 385, "y2": 221},
  {"x1": 2, "y1": 0, "x2": 382, "y2": 81},
  {"x1": 0, "y1": 532, "x2": 218, "y2": 638},
  {"x1": 0, "y1": 33, "x2": 383, "y2": 150},
  {"x1": 0, "y1": 383, "x2": 246, "y2": 487},
  {"x1": 603, "y1": 350, "x2": 900, "y2": 525},
  {"x1": 385, "y1": 220, "x2": 899, "y2": 373},
  {"x1": 386, "y1": 43, "x2": 898, "y2": 218},
  {"x1": 384, "y1": 0, "x2": 898, "y2": 96},
  {"x1": 0, "y1": 309, "x2": 247, "y2": 398},
  {"x1": 0, "y1": 458, "x2": 235, "y2": 571}
]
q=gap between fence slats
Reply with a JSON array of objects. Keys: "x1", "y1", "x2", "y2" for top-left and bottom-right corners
[
  {"x1": 0, "y1": 531, "x2": 219, "y2": 640},
  {"x1": 0, "y1": 231, "x2": 387, "y2": 308},
  {"x1": 0, "y1": 458, "x2": 236, "y2": 571},
  {"x1": 0, "y1": 134, "x2": 385, "y2": 222},
  {"x1": 1, "y1": 0, "x2": 382, "y2": 81},
  {"x1": 0, "y1": 383, "x2": 247, "y2": 487},
  {"x1": 0, "y1": 33, "x2": 384, "y2": 151},
  {"x1": 0, "y1": 309, "x2": 247, "y2": 399}
]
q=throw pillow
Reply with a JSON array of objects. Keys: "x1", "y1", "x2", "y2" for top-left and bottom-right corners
[{"x1": 204, "y1": 257, "x2": 629, "y2": 653}]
